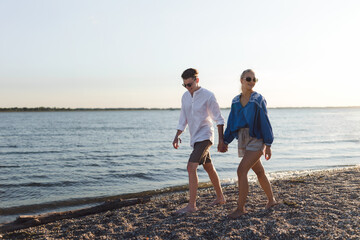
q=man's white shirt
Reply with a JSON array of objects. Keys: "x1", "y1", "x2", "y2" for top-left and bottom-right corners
[{"x1": 177, "y1": 87, "x2": 225, "y2": 147}]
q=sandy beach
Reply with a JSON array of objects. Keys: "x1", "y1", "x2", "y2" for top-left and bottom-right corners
[{"x1": 1, "y1": 166, "x2": 359, "y2": 239}]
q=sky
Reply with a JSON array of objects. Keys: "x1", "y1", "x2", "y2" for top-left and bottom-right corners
[{"x1": 1, "y1": 0, "x2": 360, "y2": 108}]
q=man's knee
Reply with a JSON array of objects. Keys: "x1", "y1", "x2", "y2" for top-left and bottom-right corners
[
  {"x1": 187, "y1": 162, "x2": 198, "y2": 173},
  {"x1": 203, "y1": 163, "x2": 214, "y2": 172}
]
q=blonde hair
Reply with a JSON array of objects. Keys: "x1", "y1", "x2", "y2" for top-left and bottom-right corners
[{"x1": 240, "y1": 69, "x2": 255, "y2": 79}]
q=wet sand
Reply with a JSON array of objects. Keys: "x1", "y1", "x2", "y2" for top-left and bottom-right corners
[{"x1": 1, "y1": 166, "x2": 359, "y2": 239}]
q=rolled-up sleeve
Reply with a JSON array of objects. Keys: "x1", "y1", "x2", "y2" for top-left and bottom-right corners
[
  {"x1": 208, "y1": 94, "x2": 225, "y2": 125},
  {"x1": 177, "y1": 98, "x2": 187, "y2": 131},
  {"x1": 259, "y1": 99, "x2": 274, "y2": 146},
  {"x1": 223, "y1": 105, "x2": 235, "y2": 145}
]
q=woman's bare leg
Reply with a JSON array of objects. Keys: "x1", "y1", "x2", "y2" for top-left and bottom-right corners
[
  {"x1": 228, "y1": 150, "x2": 262, "y2": 219},
  {"x1": 251, "y1": 160, "x2": 277, "y2": 209}
]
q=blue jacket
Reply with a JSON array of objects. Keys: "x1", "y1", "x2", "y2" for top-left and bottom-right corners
[{"x1": 223, "y1": 92, "x2": 274, "y2": 146}]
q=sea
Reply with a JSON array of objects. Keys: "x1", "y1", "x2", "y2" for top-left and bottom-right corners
[{"x1": 1, "y1": 108, "x2": 360, "y2": 223}]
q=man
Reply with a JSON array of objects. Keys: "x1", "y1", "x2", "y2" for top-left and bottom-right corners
[{"x1": 172, "y1": 68, "x2": 227, "y2": 214}]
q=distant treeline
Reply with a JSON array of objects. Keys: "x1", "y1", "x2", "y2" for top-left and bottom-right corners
[{"x1": 0, "y1": 107, "x2": 181, "y2": 112}]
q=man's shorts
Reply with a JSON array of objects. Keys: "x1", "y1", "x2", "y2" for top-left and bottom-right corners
[
  {"x1": 238, "y1": 128, "x2": 265, "y2": 157},
  {"x1": 189, "y1": 140, "x2": 212, "y2": 165}
]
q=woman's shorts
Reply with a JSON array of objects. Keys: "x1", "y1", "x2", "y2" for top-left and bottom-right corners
[
  {"x1": 238, "y1": 128, "x2": 265, "y2": 157},
  {"x1": 189, "y1": 140, "x2": 212, "y2": 165}
]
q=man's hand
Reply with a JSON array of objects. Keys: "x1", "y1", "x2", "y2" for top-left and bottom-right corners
[
  {"x1": 216, "y1": 125, "x2": 227, "y2": 153},
  {"x1": 218, "y1": 141, "x2": 228, "y2": 153},
  {"x1": 264, "y1": 145, "x2": 272, "y2": 160},
  {"x1": 172, "y1": 136, "x2": 181, "y2": 149},
  {"x1": 173, "y1": 130, "x2": 183, "y2": 149}
]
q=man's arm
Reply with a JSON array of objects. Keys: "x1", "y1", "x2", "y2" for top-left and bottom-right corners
[{"x1": 217, "y1": 124, "x2": 227, "y2": 152}]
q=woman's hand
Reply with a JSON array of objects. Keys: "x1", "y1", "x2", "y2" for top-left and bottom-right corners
[
  {"x1": 264, "y1": 145, "x2": 272, "y2": 160},
  {"x1": 218, "y1": 141, "x2": 228, "y2": 153}
]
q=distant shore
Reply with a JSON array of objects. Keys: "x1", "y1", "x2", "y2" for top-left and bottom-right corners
[
  {"x1": 1, "y1": 166, "x2": 359, "y2": 239},
  {"x1": 0, "y1": 107, "x2": 181, "y2": 112},
  {"x1": 1, "y1": 106, "x2": 359, "y2": 112}
]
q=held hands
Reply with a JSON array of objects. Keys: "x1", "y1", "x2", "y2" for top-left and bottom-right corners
[
  {"x1": 218, "y1": 141, "x2": 228, "y2": 153},
  {"x1": 264, "y1": 145, "x2": 272, "y2": 160},
  {"x1": 172, "y1": 136, "x2": 181, "y2": 149}
]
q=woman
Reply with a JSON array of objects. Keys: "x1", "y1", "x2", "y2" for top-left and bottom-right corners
[{"x1": 222, "y1": 69, "x2": 277, "y2": 218}]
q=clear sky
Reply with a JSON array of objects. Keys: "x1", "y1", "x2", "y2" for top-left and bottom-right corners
[{"x1": 1, "y1": 0, "x2": 360, "y2": 108}]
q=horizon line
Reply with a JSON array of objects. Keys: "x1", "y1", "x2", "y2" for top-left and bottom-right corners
[{"x1": 1, "y1": 106, "x2": 360, "y2": 112}]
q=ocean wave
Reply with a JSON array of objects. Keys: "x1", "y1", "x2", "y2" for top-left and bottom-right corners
[
  {"x1": 0, "y1": 145, "x2": 17, "y2": 148},
  {"x1": 119, "y1": 154, "x2": 156, "y2": 158},
  {"x1": 264, "y1": 164, "x2": 359, "y2": 181},
  {"x1": 107, "y1": 172, "x2": 157, "y2": 181},
  {"x1": 306, "y1": 139, "x2": 360, "y2": 144},
  {"x1": 0, "y1": 165, "x2": 20, "y2": 168},
  {"x1": 0, "y1": 180, "x2": 78, "y2": 188},
  {"x1": 0, "y1": 150, "x2": 63, "y2": 155}
]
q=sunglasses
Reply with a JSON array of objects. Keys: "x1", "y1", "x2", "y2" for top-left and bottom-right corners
[
  {"x1": 182, "y1": 82, "x2": 193, "y2": 88},
  {"x1": 244, "y1": 77, "x2": 258, "y2": 82},
  {"x1": 182, "y1": 78, "x2": 197, "y2": 88}
]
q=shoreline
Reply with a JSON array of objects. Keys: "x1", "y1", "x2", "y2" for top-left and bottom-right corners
[
  {"x1": 1, "y1": 165, "x2": 357, "y2": 224},
  {"x1": 1, "y1": 165, "x2": 359, "y2": 239}
]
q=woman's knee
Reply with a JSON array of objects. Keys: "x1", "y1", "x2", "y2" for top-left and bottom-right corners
[
  {"x1": 237, "y1": 165, "x2": 248, "y2": 178},
  {"x1": 253, "y1": 168, "x2": 265, "y2": 177},
  {"x1": 252, "y1": 161, "x2": 265, "y2": 177}
]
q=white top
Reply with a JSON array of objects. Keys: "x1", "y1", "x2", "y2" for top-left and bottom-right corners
[{"x1": 177, "y1": 87, "x2": 225, "y2": 147}]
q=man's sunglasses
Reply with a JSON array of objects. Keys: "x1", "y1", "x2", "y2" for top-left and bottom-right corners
[
  {"x1": 182, "y1": 78, "x2": 196, "y2": 88},
  {"x1": 182, "y1": 82, "x2": 194, "y2": 88},
  {"x1": 244, "y1": 77, "x2": 258, "y2": 82}
]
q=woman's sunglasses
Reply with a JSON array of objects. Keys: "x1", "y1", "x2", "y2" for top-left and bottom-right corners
[{"x1": 244, "y1": 77, "x2": 258, "y2": 82}]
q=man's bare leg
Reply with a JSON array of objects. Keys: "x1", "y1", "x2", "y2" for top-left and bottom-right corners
[
  {"x1": 203, "y1": 162, "x2": 226, "y2": 205},
  {"x1": 176, "y1": 162, "x2": 199, "y2": 214}
]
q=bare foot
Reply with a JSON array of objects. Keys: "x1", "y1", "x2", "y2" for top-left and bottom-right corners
[
  {"x1": 210, "y1": 197, "x2": 226, "y2": 206},
  {"x1": 176, "y1": 205, "x2": 198, "y2": 214},
  {"x1": 265, "y1": 200, "x2": 278, "y2": 209},
  {"x1": 228, "y1": 208, "x2": 247, "y2": 219}
]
